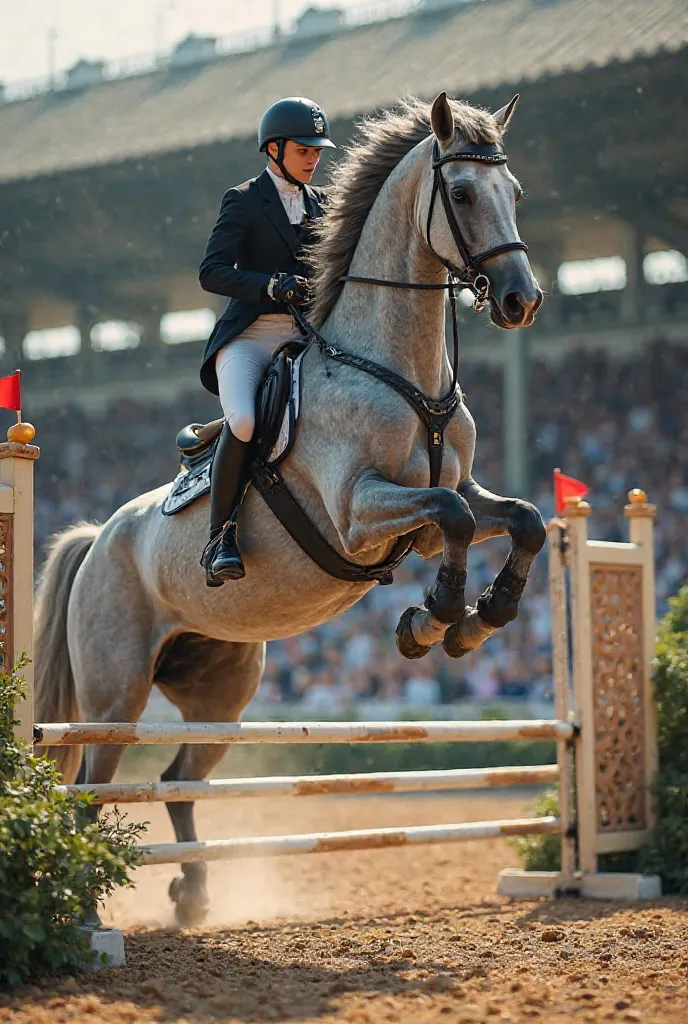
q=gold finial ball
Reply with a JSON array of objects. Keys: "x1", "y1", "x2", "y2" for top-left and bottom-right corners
[
  {"x1": 628, "y1": 488, "x2": 648, "y2": 505},
  {"x1": 7, "y1": 422, "x2": 36, "y2": 444}
]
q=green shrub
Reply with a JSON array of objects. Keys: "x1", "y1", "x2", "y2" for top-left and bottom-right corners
[
  {"x1": 510, "y1": 786, "x2": 561, "y2": 870},
  {"x1": 639, "y1": 584, "x2": 688, "y2": 890},
  {"x1": 0, "y1": 661, "x2": 146, "y2": 986},
  {"x1": 513, "y1": 582, "x2": 688, "y2": 890}
]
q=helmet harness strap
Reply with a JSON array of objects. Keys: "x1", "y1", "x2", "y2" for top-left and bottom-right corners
[{"x1": 270, "y1": 139, "x2": 306, "y2": 191}]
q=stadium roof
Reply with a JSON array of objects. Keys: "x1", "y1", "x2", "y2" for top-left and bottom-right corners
[{"x1": 0, "y1": 0, "x2": 685, "y2": 185}]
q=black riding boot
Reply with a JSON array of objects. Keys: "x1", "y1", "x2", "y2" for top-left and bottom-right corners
[{"x1": 200, "y1": 424, "x2": 251, "y2": 586}]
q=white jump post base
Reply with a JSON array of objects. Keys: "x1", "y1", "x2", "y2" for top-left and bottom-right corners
[
  {"x1": 76, "y1": 926, "x2": 126, "y2": 970},
  {"x1": 497, "y1": 491, "x2": 661, "y2": 901},
  {"x1": 497, "y1": 869, "x2": 661, "y2": 901}
]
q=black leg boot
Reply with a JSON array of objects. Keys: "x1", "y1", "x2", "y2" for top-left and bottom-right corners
[{"x1": 200, "y1": 424, "x2": 251, "y2": 586}]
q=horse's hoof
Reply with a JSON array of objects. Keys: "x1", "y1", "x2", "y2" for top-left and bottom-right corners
[
  {"x1": 442, "y1": 621, "x2": 470, "y2": 660},
  {"x1": 169, "y1": 875, "x2": 210, "y2": 928},
  {"x1": 395, "y1": 607, "x2": 433, "y2": 660}
]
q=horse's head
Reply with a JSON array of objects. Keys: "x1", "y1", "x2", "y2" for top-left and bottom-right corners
[{"x1": 423, "y1": 92, "x2": 542, "y2": 329}]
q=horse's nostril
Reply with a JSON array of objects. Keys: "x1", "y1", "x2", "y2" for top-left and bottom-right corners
[{"x1": 503, "y1": 292, "x2": 524, "y2": 317}]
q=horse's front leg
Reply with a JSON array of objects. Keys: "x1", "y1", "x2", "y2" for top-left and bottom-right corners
[
  {"x1": 442, "y1": 478, "x2": 546, "y2": 658},
  {"x1": 340, "y1": 474, "x2": 475, "y2": 659}
]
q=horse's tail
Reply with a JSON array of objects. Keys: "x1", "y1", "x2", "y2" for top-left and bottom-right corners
[{"x1": 34, "y1": 523, "x2": 101, "y2": 781}]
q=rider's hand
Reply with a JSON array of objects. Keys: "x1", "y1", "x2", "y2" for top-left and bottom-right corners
[{"x1": 268, "y1": 273, "x2": 310, "y2": 306}]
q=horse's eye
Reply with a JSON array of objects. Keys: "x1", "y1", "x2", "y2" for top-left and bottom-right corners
[{"x1": 451, "y1": 188, "x2": 469, "y2": 205}]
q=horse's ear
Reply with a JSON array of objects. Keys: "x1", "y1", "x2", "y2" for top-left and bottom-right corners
[
  {"x1": 493, "y1": 94, "x2": 519, "y2": 131},
  {"x1": 431, "y1": 92, "x2": 455, "y2": 145}
]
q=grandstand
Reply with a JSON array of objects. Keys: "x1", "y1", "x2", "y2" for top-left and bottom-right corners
[{"x1": 0, "y1": 0, "x2": 686, "y2": 713}]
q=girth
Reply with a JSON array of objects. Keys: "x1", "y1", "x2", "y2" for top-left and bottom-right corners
[{"x1": 251, "y1": 460, "x2": 413, "y2": 586}]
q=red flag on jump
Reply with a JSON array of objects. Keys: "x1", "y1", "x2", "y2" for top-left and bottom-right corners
[
  {"x1": 0, "y1": 371, "x2": 21, "y2": 412},
  {"x1": 553, "y1": 467, "x2": 588, "y2": 514}
]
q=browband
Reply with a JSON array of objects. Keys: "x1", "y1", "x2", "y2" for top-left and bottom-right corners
[{"x1": 433, "y1": 141, "x2": 508, "y2": 168}]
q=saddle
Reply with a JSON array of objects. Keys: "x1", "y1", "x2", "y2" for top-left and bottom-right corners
[{"x1": 162, "y1": 340, "x2": 307, "y2": 516}]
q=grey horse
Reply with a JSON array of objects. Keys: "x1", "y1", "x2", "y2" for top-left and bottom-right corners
[{"x1": 35, "y1": 93, "x2": 545, "y2": 925}]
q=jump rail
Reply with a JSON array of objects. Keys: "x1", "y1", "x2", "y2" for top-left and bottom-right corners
[
  {"x1": 59, "y1": 764, "x2": 560, "y2": 804},
  {"x1": 35, "y1": 719, "x2": 574, "y2": 746},
  {"x1": 139, "y1": 816, "x2": 562, "y2": 866}
]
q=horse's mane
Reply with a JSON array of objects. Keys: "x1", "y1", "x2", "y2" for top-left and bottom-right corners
[{"x1": 309, "y1": 96, "x2": 503, "y2": 327}]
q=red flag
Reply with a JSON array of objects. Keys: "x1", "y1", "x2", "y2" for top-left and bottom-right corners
[
  {"x1": 0, "y1": 371, "x2": 21, "y2": 412},
  {"x1": 553, "y1": 468, "x2": 588, "y2": 514}
]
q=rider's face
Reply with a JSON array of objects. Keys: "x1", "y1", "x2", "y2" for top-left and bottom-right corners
[{"x1": 268, "y1": 141, "x2": 322, "y2": 183}]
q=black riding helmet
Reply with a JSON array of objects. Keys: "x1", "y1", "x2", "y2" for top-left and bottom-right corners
[{"x1": 259, "y1": 96, "x2": 335, "y2": 187}]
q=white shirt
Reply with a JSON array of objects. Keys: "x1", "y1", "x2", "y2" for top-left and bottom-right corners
[{"x1": 266, "y1": 165, "x2": 305, "y2": 225}]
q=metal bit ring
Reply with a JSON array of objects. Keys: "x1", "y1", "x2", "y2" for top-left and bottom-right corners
[{"x1": 472, "y1": 274, "x2": 490, "y2": 313}]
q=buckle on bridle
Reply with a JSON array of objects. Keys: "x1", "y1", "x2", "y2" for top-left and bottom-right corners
[{"x1": 472, "y1": 274, "x2": 490, "y2": 313}]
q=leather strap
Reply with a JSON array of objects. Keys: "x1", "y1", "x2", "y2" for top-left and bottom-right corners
[
  {"x1": 321, "y1": 346, "x2": 458, "y2": 490},
  {"x1": 251, "y1": 461, "x2": 413, "y2": 586},
  {"x1": 318, "y1": 343, "x2": 459, "y2": 430}
]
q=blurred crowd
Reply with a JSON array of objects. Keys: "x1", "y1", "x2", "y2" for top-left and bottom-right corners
[{"x1": 21, "y1": 338, "x2": 688, "y2": 710}]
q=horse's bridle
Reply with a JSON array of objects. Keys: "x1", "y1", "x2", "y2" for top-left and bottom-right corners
[
  {"x1": 426, "y1": 139, "x2": 528, "y2": 314},
  {"x1": 341, "y1": 139, "x2": 528, "y2": 314},
  {"x1": 336, "y1": 138, "x2": 528, "y2": 400}
]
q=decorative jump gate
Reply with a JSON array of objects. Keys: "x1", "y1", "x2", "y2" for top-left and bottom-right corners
[{"x1": 3, "y1": 432, "x2": 661, "y2": 902}]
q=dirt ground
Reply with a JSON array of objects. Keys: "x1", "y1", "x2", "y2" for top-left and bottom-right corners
[{"x1": 2, "y1": 790, "x2": 688, "y2": 1024}]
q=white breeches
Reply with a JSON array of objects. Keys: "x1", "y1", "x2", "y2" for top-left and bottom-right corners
[{"x1": 215, "y1": 314, "x2": 299, "y2": 442}]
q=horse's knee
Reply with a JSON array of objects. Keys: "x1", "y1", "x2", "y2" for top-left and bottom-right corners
[
  {"x1": 509, "y1": 501, "x2": 546, "y2": 554},
  {"x1": 436, "y1": 489, "x2": 476, "y2": 544}
]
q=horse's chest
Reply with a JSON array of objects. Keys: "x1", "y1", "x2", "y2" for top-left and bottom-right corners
[
  {"x1": 385, "y1": 399, "x2": 475, "y2": 491},
  {"x1": 397, "y1": 438, "x2": 462, "y2": 490},
  {"x1": 303, "y1": 374, "x2": 475, "y2": 491}
]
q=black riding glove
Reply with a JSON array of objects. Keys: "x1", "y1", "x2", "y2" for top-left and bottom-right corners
[{"x1": 268, "y1": 273, "x2": 310, "y2": 307}]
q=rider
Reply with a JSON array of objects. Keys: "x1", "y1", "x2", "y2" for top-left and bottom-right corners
[{"x1": 198, "y1": 97, "x2": 335, "y2": 586}]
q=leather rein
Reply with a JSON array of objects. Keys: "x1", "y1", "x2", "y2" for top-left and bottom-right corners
[{"x1": 251, "y1": 140, "x2": 527, "y2": 586}]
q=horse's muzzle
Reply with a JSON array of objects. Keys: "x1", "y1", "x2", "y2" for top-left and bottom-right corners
[{"x1": 491, "y1": 283, "x2": 543, "y2": 328}]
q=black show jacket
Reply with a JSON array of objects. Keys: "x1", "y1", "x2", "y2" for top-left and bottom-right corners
[{"x1": 199, "y1": 169, "x2": 326, "y2": 395}]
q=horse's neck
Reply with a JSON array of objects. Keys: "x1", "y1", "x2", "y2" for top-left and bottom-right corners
[{"x1": 322, "y1": 166, "x2": 451, "y2": 401}]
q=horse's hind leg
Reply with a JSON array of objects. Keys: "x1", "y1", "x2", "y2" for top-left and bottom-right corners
[
  {"x1": 155, "y1": 635, "x2": 264, "y2": 927},
  {"x1": 73, "y1": 632, "x2": 155, "y2": 809},
  {"x1": 65, "y1": 517, "x2": 180, "y2": 932},
  {"x1": 68, "y1": 596, "x2": 157, "y2": 926},
  {"x1": 443, "y1": 477, "x2": 546, "y2": 658}
]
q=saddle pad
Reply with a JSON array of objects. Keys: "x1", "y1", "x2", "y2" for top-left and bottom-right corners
[
  {"x1": 161, "y1": 448, "x2": 213, "y2": 516},
  {"x1": 160, "y1": 353, "x2": 303, "y2": 517}
]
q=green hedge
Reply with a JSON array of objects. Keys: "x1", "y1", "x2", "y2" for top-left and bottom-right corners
[
  {"x1": 513, "y1": 582, "x2": 688, "y2": 891},
  {"x1": 0, "y1": 661, "x2": 145, "y2": 987}
]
